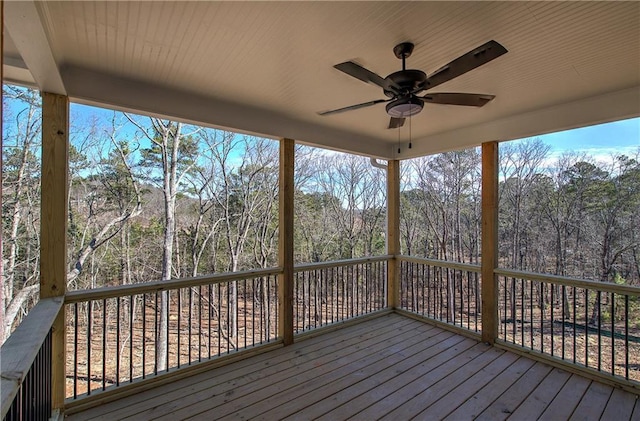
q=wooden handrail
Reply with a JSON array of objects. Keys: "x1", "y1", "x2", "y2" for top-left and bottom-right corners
[
  {"x1": 0, "y1": 297, "x2": 63, "y2": 419},
  {"x1": 65, "y1": 267, "x2": 283, "y2": 303},
  {"x1": 65, "y1": 257, "x2": 395, "y2": 304},
  {"x1": 294, "y1": 255, "x2": 392, "y2": 272},
  {"x1": 396, "y1": 255, "x2": 481, "y2": 273},
  {"x1": 495, "y1": 268, "x2": 640, "y2": 295}
]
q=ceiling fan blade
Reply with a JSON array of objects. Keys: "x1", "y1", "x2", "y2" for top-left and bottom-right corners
[
  {"x1": 422, "y1": 93, "x2": 495, "y2": 107},
  {"x1": 318, "y1": 99, "x2": 389, "y2": 116},
  {"x1": 426, "y1": 40, "x2": 508, "y2": 90},
  {"x1": 334, "y1": 61, "x2": 400, "y2": 92},
  {"x1": 388, "y1": 117, "x2": 405, "y2": 129}
]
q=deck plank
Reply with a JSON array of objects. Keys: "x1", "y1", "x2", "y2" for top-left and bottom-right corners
[
  {"x1": 600, "y1": 388, "x2": 637, "y2": 420},
  {"x1": 568, "y1": 381, "x2": 612, "y2": 421},
  {"x1": 140, "y1": 316, "x2": 420, "y2": 420},
  {"x1": 363, "y1": 346, "x2": 505, "y2": 420},
  {"x1": 632, "y1": 399, "x2": 640, "y2": 421},
  {"x1": 74, "y1": 314, "x2": 412, "y2": 421},
  {"x1": 442, "y1": 356, "x2": 536, "y2": 420},
  {"x1": 71, "y1": 314, "x2": 411, "y2": 420},
  {"x1": 63, "y1": 313, "x2": 640, "y2": 421},
  {"x1": 318, "y1": 341, "x2": 486, "y2": 420},
  {"x1": 539, "y1": 374, "x2": 592, "y2": 420},
  {"x1": 507, "y1": 367, "x2": 572, "y2": 419},
  {"x1": 238, "y1": 326, "x2": 453, "y2": 421},
  {"x1": 193, "y1": 320, "x2": 438, "y2": 420},
  {"x1": 408, "y1": 352, "x2": 521, "y2": 420},
  {"x1": 286, "y1": 333, "x2": 474, "y2": 420},
  {"x1": 475, "y1": 361, "x2": 552, "y2": 421}
]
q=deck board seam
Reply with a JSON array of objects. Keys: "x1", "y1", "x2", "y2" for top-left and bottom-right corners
[
  {"x1": 77, "y1": 314, "x2": 414, "y2": 420},
  {"x1": 185, "y1": 322, "x2": 441, "y2": 420},
  {"x1": 306, "y1": 335, "x2": 478, "y2": 420},
  {"x1": 263, "y1": 330, "x2": 465, "y2": 420}
]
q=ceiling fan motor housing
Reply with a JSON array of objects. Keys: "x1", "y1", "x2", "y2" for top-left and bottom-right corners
[
  {"x1": 386, "y1": 96, "x2": 424, "y2": 118},
  {"x1": 383, "y1": 70, "x2": 427, "y2": 98}
]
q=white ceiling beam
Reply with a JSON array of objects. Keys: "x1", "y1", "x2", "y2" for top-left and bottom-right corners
[
  {"x1": 61, "y1": 65, "x2": 391, "y2": 159},
  {"x1": 4, "y1": 1, "x2": 65, "y2": 94}
]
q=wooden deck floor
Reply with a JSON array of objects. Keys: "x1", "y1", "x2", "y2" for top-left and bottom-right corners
[{"x1": 66, "y1": 313, "x2": 640, "y2": 421}]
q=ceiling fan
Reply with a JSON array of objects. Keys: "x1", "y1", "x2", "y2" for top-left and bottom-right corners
[{"x1": 319, "y1": 40, "x2": 508, "y2": 129}]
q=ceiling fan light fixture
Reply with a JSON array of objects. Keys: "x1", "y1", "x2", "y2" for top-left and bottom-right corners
[{"x1": 386, "y1": 96, "x2": 424, "y2": 118}]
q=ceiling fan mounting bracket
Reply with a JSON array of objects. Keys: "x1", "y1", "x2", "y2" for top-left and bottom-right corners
[{"x1": 393, "y1": 42, "x2": 415, "y2": 59}]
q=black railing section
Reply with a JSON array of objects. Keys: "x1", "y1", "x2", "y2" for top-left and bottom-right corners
[
  {"x1": 2, "y1": 331, "x2": 52, "y2": 421},
  {"x1": 1, "y1": 297, "x2": 62, "y2": 421},
  {"x1": 65, "y1": 269, "x2": 279, "y2": 399},
  {"x1": 293, "y1": 257, "x2": 388, "y2": 333},
  {"x1": 398, "y1": 256, "x2": 482, "y2": 334},
  {"x1": 496, "y1": 269, "x2": 640, "y2": 385}
]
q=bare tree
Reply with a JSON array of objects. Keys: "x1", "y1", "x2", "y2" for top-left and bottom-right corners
[{"x1": 128, "y1": 116, "x2": 200, "y2": 371}]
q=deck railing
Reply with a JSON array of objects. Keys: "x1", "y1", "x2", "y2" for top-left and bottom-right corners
[
  {"x1": 64, "y1": 268, "x2": 280, "y2": 400},
  {"x1": 62, "y1": 257, "x2": 390, "y2": 401},
  {"x1": 3, "y1": 255, "x2": 639, "y2": 412},
  {"x1": 496, "y1": 268, "x2": 640, "y2": 388},
  {"x1": 293, "y1": 256, "x2": 389, "y2": 334},
  {"x1": 1, "y1": 297, "x2": 62, "y2": 421},
  {"x1": 397, "y1": 256, "x2": 482, "y2": 335}
]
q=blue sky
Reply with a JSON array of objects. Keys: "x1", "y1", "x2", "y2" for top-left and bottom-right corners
[{"x1": 526, "y1": 117, "x2": 639, "y2": 160}]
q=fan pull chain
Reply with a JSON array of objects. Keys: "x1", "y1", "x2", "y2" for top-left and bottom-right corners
[
  {"x1": 397, "y1": 123, "x2": 401, "y2": 154},
  {"x1": 409, "y1": 113, "x2": 412, "y2": 149}
]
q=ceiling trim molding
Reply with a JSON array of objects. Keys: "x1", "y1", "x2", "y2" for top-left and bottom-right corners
[
  {"x1": 4, "y1": 1, "x2": 65, "y2": 95},
  {"x1": 61, "y1": 65, "x2": 392, "y2": 159},
  {"x1": 400, "y1": 86, "x2": 640, "y2": 159}
]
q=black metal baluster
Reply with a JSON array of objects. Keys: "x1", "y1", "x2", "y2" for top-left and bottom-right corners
[
  {"x1": 562, "y1": 285, "x2": 566, "y2": 360},
  {"x1": 585, "y1": 288, "x2": 589, "y2": 368},
  {"x1": 217, "y1": 283, "x2": 222, "y2": 356},
  {"x1": 177, "y1": 290, "x2": 182, "y2": 368},
  {"x1": 104, "y1": 298, "x2": 108, "y2": 387},
  {"x1": 521, "y1": 279, "x2": 525, "y2": 346},
  {"x1": 573, "y1": 286, "x2": 577, "y2": 364},
  {"x1": 189, "y1": 287, "x2": 193, "y2": 364},
  {"x1": 625, "y1": 295, "x2": 629, "y2": 380},
  {"x1": 597, "y1": 290, "x2": 602, "y2": 371},
  {"x1": 166, "y1": 292, "x2": 170, "y2": 371},
  {"x1": 242, "y1": 280, "x2": 247, "y2": 349},
  {"x1": 208, "y1": 284, "x2": 212, "y2": 358},
  {"x1": 252, "y1": 278, "x2": 257, "y2": 346},
  {"x1": 74, "y1": 303, "x2": 78, "y2": 399},
  {"x1": 503, "y1": 277, "x2": 508, "y2": 340},
  {"x1": 116, "y1": 297, "x2": 121, "y2": 386},
  {"x1": 143, "y1": 294, "x2": 146, "y2": 378},
  {"x1": 129, "y1": 295, "x2": 134, "y2": 382},
  {"x1": 513, "y1": 278, "x2": 518, "y2": 344},
  {"x1": 87, "y1": 301, "x2": 92, "y2": 396},
  {"x1": 540, "y1": 283, "x2": 544, "y2": 354},
  {"x1": 551, "y1": 284, "x2": 554, "y2": 356},
  {"x1": 611, "y1": 292, "x2": 615, "y2": 377},
  {"x1": 154, "y1": 292, "x2": 158, "y2": 376},
  {"x1": 198, "y1": 286, "x2": 202, "y2": 362}
]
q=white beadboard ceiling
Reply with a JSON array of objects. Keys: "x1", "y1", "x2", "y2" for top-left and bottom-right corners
[{"x1": 3, "y1": 1, "x2": 640, "y2": 159}]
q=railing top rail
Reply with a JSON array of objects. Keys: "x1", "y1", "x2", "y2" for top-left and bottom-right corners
[
  {"x1": 294, "y1": 255, "x2": 392, "y2": 272},
  {"x1": 65, "y1": 267, "x2": 283, "y2": 304},
  {"x1": 397, "y1": 255, "x2": 481, "y2": 273},
  {"x1": 495, "y1": 267, "x2": 640, "y2": 295},
  {"x1": 1, "y1": 297, "x2": 63, "y2": 419}
]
